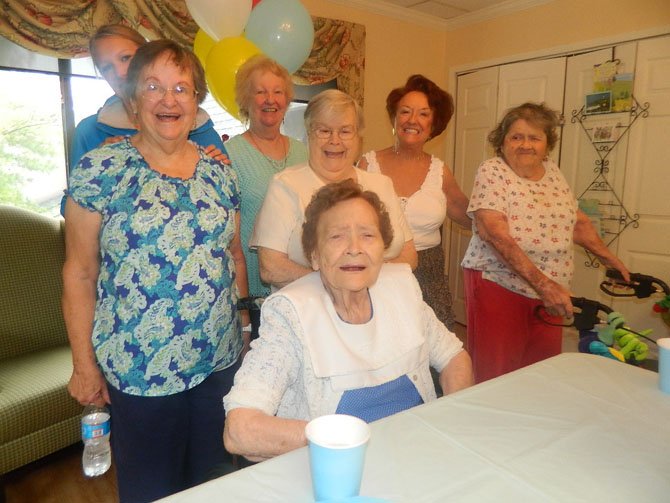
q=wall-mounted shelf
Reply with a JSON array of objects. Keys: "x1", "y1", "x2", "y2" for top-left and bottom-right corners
[{"x1": 570, "y1": 95, "x2": 650, "y2": 268}]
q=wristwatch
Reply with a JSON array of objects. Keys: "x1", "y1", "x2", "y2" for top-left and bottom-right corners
[{"x1": 242, "y1": 323, "x2": 252, "y2": 333}]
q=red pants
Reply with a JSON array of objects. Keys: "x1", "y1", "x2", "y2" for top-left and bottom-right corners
[{"x1": 463, "y1": 269, "x2": 562, "y2": 383}]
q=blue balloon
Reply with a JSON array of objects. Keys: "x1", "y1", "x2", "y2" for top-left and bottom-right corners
[{"x1": 245, "y1": 0, "x2": 314, "y2": 73}]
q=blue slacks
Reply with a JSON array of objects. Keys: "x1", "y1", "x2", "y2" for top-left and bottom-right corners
[{"x1": 107, "y1": 360, "x2": 240, "y2": 503}]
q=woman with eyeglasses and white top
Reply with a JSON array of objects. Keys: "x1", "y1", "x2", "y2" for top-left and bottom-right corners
[
  {"x1": 251, "y1": 89, "x2": 417, "y2": 291},
  {"x1": 61, "y1": 24, "x2": 225, "y2": 215},
  {"x1": 63, "y1": 41, "x2": 248, "y2": 503}
]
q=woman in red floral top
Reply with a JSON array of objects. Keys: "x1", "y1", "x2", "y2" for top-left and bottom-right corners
[{"x1": 461, "y1": 102, "x2": 630, "y2": 383}]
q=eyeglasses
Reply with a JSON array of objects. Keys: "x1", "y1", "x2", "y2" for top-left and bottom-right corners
[
  {"x1": 141, "y1": 82, "x2": 198, "y2": 103},
  {"x1": 311, "y1": 126, "x2": 357, "y2": 141}
]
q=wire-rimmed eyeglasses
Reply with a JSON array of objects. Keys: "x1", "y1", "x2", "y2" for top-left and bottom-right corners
[
  {"x1": 141, "y1": 82, "x2": 199, "y2": 103},
  {"x1": 311, "y1": 126, "x2": 357, "y2": 141}
]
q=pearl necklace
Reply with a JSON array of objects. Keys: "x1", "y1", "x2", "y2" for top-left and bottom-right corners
[{"x1": 248, "y1": 130, "x2": 287, "y2": 172}]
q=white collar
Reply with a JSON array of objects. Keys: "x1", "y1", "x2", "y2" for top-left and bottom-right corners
[{"x1": 276, "y1": 264, "x2": 426, "y2": 390}]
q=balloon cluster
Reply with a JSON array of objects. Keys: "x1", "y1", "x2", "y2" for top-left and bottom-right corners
[{"x1": 186, "y1": 0, "x2": 314, "y2": 119}]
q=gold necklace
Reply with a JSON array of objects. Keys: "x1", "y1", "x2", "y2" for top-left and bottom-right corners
[
  {"x1": 248, "y1": 130, "x2": 287, "y2": 171},
  {"x1": 392, "y1": 145, "x2": 428, "y2": 162}
]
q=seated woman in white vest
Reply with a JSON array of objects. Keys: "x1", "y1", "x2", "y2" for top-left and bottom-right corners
[{"x1": 223, "y1": 179, "x2": 474, "y2": 462}]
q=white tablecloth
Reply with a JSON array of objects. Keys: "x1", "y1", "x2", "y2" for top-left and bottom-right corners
[{"x1": 159, "y1": 353, "x2": 670, "y2": 502}]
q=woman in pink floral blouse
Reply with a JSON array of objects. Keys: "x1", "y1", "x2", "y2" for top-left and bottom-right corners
[{"x1": 461, "y1": 102, "x2": 629, "y2": 383}]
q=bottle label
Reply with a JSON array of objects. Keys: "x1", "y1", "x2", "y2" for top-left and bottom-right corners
[{"x1": 81, "y1": 412, "x2": 111, "y2": 440}]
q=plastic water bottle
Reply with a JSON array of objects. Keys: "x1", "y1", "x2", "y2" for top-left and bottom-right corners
[{"x1": 81, "y1": 404, "x2": 112, "y2": 477}]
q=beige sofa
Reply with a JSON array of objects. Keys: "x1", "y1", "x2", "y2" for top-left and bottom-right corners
[{"x1": 0, "y1": 205, "x2": 81, "y2": 475}]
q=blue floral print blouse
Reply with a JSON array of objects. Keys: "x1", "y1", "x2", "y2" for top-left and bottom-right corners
[{"x1": 68, "y1": 138, "x2": 243, "y2": 397}]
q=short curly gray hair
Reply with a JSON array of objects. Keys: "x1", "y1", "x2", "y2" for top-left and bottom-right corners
[
  {"x1": 488, "y1": 102, "x2": 560, "y2": 156},
  {"x1": 302, "y1": 179, "x2": 393, "y2": 263}
]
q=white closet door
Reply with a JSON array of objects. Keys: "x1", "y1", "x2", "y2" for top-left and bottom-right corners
[
  {"x1": 449, "y1": 66, "x2": 498, "y2": 323},
  {"x1": 614, "y1": 35, "x2": 670, "y2": 339},
  {"x1": 497, "y1": 58, "x2": 566, "y2": 123},
  {"x1": 497, "y1": 58, "x2": 566, "y2": 173},
  {"x1": 561, "y1": 48, "x2": 618, "y2": 302}
]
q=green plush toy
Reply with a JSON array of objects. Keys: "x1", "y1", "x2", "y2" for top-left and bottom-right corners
[
  {"x1": 596, "y1": 312, "x2": 650, "y2": 363},
  {"x1": 653, "y1": 294, "x2": 670, "y2": 328},
  {"x1": 597, "y1": 312, "x2": 625, "y2": 346}
]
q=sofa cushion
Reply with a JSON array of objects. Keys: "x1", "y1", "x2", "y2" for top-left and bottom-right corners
[
  {"x1": 1, "y1": 414, "x2": 81, "y2": 475},
  {"x1": 0, "y1": 346, "x2": 80, "y2": 444},
  {"x1": 0, "y1": 205, "x2": 67, "y2": 360}
]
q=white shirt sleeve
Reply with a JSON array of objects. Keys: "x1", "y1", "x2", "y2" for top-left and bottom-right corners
[
  {"x1": 466, "y1": 157, "x2": 509, "y2": 217},
  {"x1": 423, "y1": 302, "x2": 465, "y2": 373},
  {"x1": 249, "y1": 175, "x2": 301, "y2": 253},
  {"x1": 223, "y1": 295, "x2": 304, "y2": 416}
]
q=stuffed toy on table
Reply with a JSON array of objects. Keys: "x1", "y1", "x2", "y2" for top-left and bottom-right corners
[{"x1": 578, "y1": 311, "x2": 650, "y2": 364}]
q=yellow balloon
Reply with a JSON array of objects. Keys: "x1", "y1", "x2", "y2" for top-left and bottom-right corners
[
  {"x1": 193, "y1": 29, "x2": 217, "y2": 69},
  {"x1": 205, "y1": 36, "x2": 261, "y2": 119}
]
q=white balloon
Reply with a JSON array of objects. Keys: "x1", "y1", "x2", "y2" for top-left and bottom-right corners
[{"x1": 186, "y1": 0, "x2": 252, "y2": 41}]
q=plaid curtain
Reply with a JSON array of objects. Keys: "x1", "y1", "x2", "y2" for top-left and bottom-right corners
[
  {"x1": 0, "y1": 0, "x2": 196, "y2": 58},
  {"x1": 294, "y1": 16, "x2": 365, "y2": 106}
]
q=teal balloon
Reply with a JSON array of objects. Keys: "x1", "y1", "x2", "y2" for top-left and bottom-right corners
[{"x1": 245, "y1": 0, "x2": 314, "y2": 73}]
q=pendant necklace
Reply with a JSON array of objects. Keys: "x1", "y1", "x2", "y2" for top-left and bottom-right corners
[{"x1": 248, "y1": 130, "x2": 287, "y2": 172}]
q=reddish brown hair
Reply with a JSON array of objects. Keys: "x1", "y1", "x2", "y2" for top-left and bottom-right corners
[{"x1": 386, "y1": 74, "x2": 454, "y2": 140}]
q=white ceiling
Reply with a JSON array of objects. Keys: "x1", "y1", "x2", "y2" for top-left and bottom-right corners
[
  {"x1": 376, "y1": 0, "x2": 514, "y2": 20},
  {"x1": 331, "y1": 0, "x2": 553, "y2": 30}
]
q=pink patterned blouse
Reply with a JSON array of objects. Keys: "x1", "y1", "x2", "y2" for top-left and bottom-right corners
[{"x1": 461, "y1": 156, "x2": 577, "y2": 299}]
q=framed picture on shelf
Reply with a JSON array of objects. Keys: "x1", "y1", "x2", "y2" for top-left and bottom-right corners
[
  {"x1": 592, "y1": 59, "x2": 619, "y2": 92},
  {"x1": 590, "y1": 119, "x2": 624, "y2": 143},
  {"x1": 611, "y1": 73, "x2": 634, "y2": 112},
  {"x1": 585, "y1": 91, "x2": 612, "y2": 115}
]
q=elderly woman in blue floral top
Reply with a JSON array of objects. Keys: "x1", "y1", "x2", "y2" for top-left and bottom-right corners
[{"x1": 62, "y1": 40, "x2": 249, "y2": 503}]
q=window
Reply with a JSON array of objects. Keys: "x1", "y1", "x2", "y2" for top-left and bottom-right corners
[
  {"x1": 0, "y1": 37, "x2": 110, "y2": 217},
  {"x1": 0, "y1": 70, "x2": 65, "y2": 216},
  {"x1": 201, "y1": 94, "x2": 246, "y2": 140}
]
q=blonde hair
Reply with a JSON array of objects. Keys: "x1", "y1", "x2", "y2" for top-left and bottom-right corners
[
  {"x1": 235, "y1": 55, "x2": 294, "y2": 122},
  {"x1": 89, "y1": 24, "x2": 146, "y2": 69}
]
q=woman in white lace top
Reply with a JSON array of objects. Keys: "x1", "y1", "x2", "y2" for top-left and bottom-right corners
[{"x1": 359, "y1": 75, "x2": 470, "y2": 329}]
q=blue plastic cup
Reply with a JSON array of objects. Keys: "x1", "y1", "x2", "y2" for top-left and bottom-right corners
[
  {"x1": 305, "y1": 414, "x2": 371, "y2": 502},
  {"x1": 658, "y1": 338, "x2": 670, "y2": 394}
]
